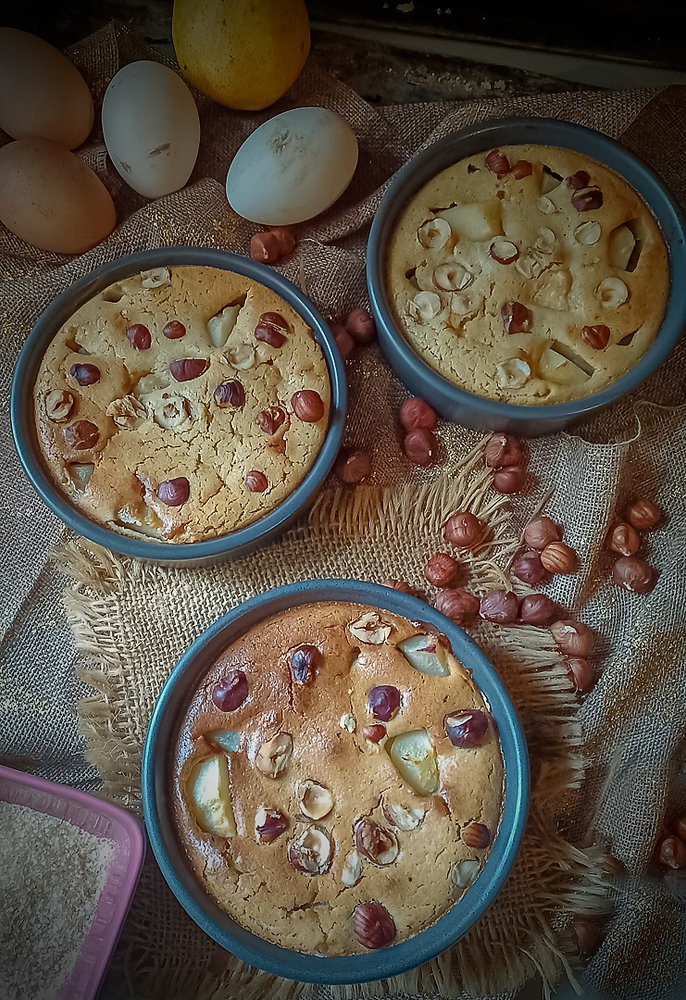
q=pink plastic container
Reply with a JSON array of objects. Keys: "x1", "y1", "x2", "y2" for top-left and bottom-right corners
[{"x1": 0, "y1": 763, "x2": 145, "y2": 1000}]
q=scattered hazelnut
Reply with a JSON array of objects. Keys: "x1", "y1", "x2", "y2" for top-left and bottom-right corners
[
  {"x1": 512, "y1": 159, "x2": 533, "y2": 178},
  {"x1": 573, "y1": 915, "x2": 601, "y2": 956},
  {"x1": 511, "y1": 549, "x2": 548, "y2": 585},
  {"x1": 245, "y1": 470, "x2": 268, "y2": 493},
  {"x1": 434, "y1": 588, "x2": 479, "y2": 625},
  {"x1": 479, "y1": 590, "x2": 520, "y2": 624},
  {"x1": 157, "y1": 476, "x2": 190, "y2": 507},
  {"x1": 256, "y1": 406, "x2": 287, "y2": 435},
  {"x1": 572, "y1": 186, "x2": 603, "y2": 212},
  {"x1": 566, "y1": 656, "x2": 595, "y2": 693},
  {"x1": 461, "y1": 822, "x2": 491, "y2": 849},
  {"x1": 612, "y1": 556, "x2": 656, "y2": 594},
  {"x1": 483, "y1": 433, "x2": 523, "y2": 468},
  {"x1": 296, "y1": 780, "x2": 334, "y2": 821},
  {"x1": 335, "y1": 449, "x2": 371, "y2": 485},
  {"x1": 345, "y1": 308, "x2": 376, "y2": 344},
  {"x1": 485, "y1": 147, "x2": 510, "y2": 177},
  {"x1": 349, "y1": 612, "x2": 392, "y2": 644},
  {"x1": 399, "y1": 397, "x2": 436, "y2": 432},
  {"x1": 163, "y1": 319, "x2": 186, "y2": 339},
  {"x1": 403, "y1": 427, "x2": 437, "y2": 466},
  {"x1": 332, "y1": 322, "x2": 355, "y2": 359},
  {"x1": 211, "y1": 670, "x2": 248, "y2": 711},
  {"x1": 352, "y1": 901, "x2": 397, "y2": 950},
  {"x1": 341, "y1": 850, "x2": 363, "y2": 887},
  {"x1": 255, "y1": 732, "x2": 293, "y2": 778},
  {"x1": 64, "y1": 420, "x2": 99, "y2": 451},
  {"x1": 69, "y1": 363, "x2": 100, "y2": 386},
  {"x1": 550, "y1": 620, "x2": 593, "y2": 657},
  {"x1": 354, "y1": 819, "x2": 399, "y2": 866},
  {"x1": 443, "y1": 511, "x2": 483, "y2": 549},
  {"x1": 170, "y1": 358, "x2": 208, "y2": 382},
  {"x1": 214, "y1": 380, "x2": 245, "y2": 408},
  {"x1": 659, "y1": 835, "x2": 686, "y2": 869},
  {"x1": 523, "y1": 516, "x2": 561, "y2": 550},
  {"x1": 492, "y1": 465, "x2": 528, "y2": 494},
  {"x1": 362, "y1": 724, "x2": 386, "y2": 743},
  {"x1": 288, "y1": 824, "x2": 333, "y2": 875},
  {"x1": 268, "y1": 225, "x2": 296, "y2": 255},
  {"x1": 606, "y1": 521, "x2": 640, "y2": 557},
  {"x1": 489, "y1": 238, "x2": 519, "y2": 265},
  {"x1": 250, "y1": 230, "x2": 282, "y2": 264},
  {"x1": 382, "y1": 802, "x2": 425, "y2": 831},
  {"x1": 126, "y1": 323, "x2": 152, "y2": 350},
  {"x1": 254, "y1": 806, "x2": 288, "y2": 844},
  {"x1": 288, "y1": 644, "x2": 322, "y2": 684},
  {"x1": 540, "y1": 541, "x2": 577, "y2": 574},
  {"x1": 255, "y1": 312, "x2": 288, "y2": 348},
  {"x1": 519, "y1": 593, "x2": 558, "y2": 626},
  {"x1": 624, "y1": 499, "x2": 661, "y2": 531},
  {"x1": 291, "y1": 389, "x2": 325, "y2": 422},
  {"x1": 443, "y1": 709, "x2": 489, "y2": 747},
  {"x1": 45, "y1": 389, "x2": 74, "y2": 422},
  {"x1": 424, "y1": 552, "x2": 460, "y2": 588},
  {"x1": 380, "y1": 579, "x2": 414, "y2": 595}
]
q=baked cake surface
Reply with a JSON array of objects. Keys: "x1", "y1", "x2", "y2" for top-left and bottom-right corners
[
  {"x1": 387, "y1": 143, "x2": 669, "y2": 404},
  {"x1": 173, "y1": 601, "x2": 504, "y2": 955},
  {"x1": 33, "y1": 265, "x2": 330, "y2": 542}
]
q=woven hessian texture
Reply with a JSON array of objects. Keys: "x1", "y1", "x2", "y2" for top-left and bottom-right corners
[{"x1": 1, "y1": 20, "x2": 685, "y2": 1000}]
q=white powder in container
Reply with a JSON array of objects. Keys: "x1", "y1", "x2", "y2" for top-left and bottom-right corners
[{"x1": 0, "y1": 800, "x2": 114, "y2": 1000}]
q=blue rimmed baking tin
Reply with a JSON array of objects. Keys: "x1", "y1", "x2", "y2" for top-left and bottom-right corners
[
  {"x1": 11, "y1": 246, "x2": 346, "y2": 565},
  {"x1": 141, "y1": 578, "x2": 529, "y2": 985},
  {"x1": 367, "y1": 116, "x2": 686, "y2": 436}
]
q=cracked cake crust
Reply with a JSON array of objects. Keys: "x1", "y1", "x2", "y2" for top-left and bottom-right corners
[
  {"x1": 173, "y1": 601, "x2": 504, "y2": 955},
  {"x1": 387, "y1": 143, "x2": 669, "y2": 405},
  {"x1": 33, "y1": 265, "x2": 330, "y2": 542}
]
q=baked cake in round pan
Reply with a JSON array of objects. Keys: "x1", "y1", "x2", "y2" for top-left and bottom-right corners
[
  {"x1": 386, "y1": 144, "x2": 669, "y2": 404},
  {"x1": 173, "y1": 601, "x2": 504, "y2": 955},
  {"x1": 32, "y1": 265, "x2": 330, "y2": 542}
]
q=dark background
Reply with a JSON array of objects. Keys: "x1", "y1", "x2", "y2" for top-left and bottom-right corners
[{"x1": 2, "y1": 0, "x2": 684, "y2": 70}]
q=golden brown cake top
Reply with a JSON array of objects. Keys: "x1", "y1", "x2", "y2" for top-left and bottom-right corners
[
  {"x1": 173, "y1": 601, "x2": 504, "y2": 955},
  {"x1": 33, "y1": 265, "x2": 330, "y2": 542},
  {"x1": 386, "y1": 143, "x2": 669, "y2": 405}
]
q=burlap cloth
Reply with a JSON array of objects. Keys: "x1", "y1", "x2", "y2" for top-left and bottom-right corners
[{"x1": 1, "y1": 21, "x2": 685, "y2": 1000}]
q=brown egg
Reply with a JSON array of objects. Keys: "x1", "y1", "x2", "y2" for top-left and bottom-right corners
[
  {"x1": 0, "y1": 139, "x2": 116, "y2": 254},
  {"x1": 0, "y1": 28, "x2": 94, "y2": 149}
]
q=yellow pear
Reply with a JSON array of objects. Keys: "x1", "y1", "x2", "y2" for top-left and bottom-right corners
[{"x1": 172, "y1": 0, "x2": 310, "y2": 111}]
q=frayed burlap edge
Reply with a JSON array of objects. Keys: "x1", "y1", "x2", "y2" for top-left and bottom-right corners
[{"x1": 55, "y1": 451, "x2": 613, "y2": 1000}]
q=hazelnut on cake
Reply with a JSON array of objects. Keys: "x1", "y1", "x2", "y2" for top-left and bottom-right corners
[
  {"x1": 173, "y1": 601, "x2": 504, "y2": 955},
  {"x1": 33, "y1": 265, "x2": 330, "y2": 542},
  {"x1": 386, "y1": 144, "x2": 669, "y2": 404}
]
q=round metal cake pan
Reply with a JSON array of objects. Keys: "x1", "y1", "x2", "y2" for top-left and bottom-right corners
[
  {"x1": 141, "y1": 578, "x2": 530, "y2": 984},
  {"x1": 367, "y1": 116, "x2": 686, "y2": 437},
  {"x1": 11, "y1": 246, "x2": 346, "y2": 566}
]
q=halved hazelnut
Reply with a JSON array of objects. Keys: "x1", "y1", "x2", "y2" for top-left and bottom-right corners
[
  {"x1": 367, "y1": 685, "x2": 401, "y2": 722},
  {"x1": 141, "y1": 267, "x2": 170, "y2": 288},
  {"x1": 489, "y1": 238, "x2": 519, "y2": 264},
  {"x1": 64, "y1": 420, "x2": 99, "y2": 450},
  {"x1": 515, "y1": 256, "x2": 543, "y2": 279},
  {"x1": 45, "y1": 389, "x2": 74, "y2": 422},
  {"x1": 534, "y1": 228, "x2": 556, "y2": 254},
  {"x1": 297, "y1": 780, "x2": 334, "y2": 820},
  {"x1": 452, "y1": 858, "x2": 481, "y2": 888},
  {"x1": 349, "y1": 612, "x2": 392, "y2": 644},
  {"x1": 501, "y1": 301, "x2": 532, "y2": 335},
  {"x1": 341, "y1": 849, "x2": 362, "y2": 886},
  {"x1": 433, "y1": 262, "x2": 472, "y2": 291},
  {"x1": 495, "y1": 358, "x2": 531, "y2": 389},
  {"x1": 126, "y1": 323, "x2": 152, "y2": 350},
  {"x1": 582, "y1": 324, "x2": 610, "y2": 349},
  {"x1": 226, "y1": 343, "x2": 255, "y2": 370},
  {"x1": 571, "y1": 186, "x2": 603, "y2": 212},
  {"x1": 381, "y1": 802, "x2": 425, "y2": 831},
  {"x1": 69, "y1": 363, "x2": 100, "y2": 386},
  {"x1": 288, "y1": 644, "x2": 322, "y2": 684},
  {"x1": 255, "y1": 732, "x2": 293, "y2": 778},
  {"x1": 256, "y1": 406, "x2": 287, "y2": 435},
  {"x1": 154, "y1": 396, "x2": 190, "y2": 429},
  {"x1": 170, "y1": 359, "x2": 209, "y2": 382},
  {"x1": 254, "y1": 806, "x2": 288, "y2": 844},
  {"x1": 597, "y1": 277, "x2": 629, "y2": 308},
  {"x1": 214, "y1": 380, "x2": 245, "y2": 408},
  {"x1": 512, "y1": 159, "x2": 533, "y2": 178},
  {"x1": 354, "y1": 819, "x2": 399, "y2": 866},
  {"x1": 417, "y1": 217, "x2": 451, "y2": 249},
  {"x1": 537, "y1": 195, "x2": 558, "y2": 214},
  {"x1": 287, "y1": 824, "x2": 333, "y2": 875},
  {"x1": 398, "y1": 632, "x2": 450, "y2": 676},
  {"x1": 407, "y1": 290, "x2": 442, "y2": 323},
  {"x1": 574, "y1": 220, "x2": 601, "y2": 245},
  {"x1": 362, "y1": 724, "x2": 386, "y2": 744},
  {"x1": 352, "y1": 901, "x2": 396, "y2": 949},
  {"x1": 255, "y1": 311, "x2": 289, "y2": 347}
]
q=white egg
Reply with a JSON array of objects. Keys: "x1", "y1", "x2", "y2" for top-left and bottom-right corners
[
  {"x1": 226, "y1": 107, "x2": 359, "y2": 225},
  {"x1": 102, "y1": 60, "x2": 200, "y2": 199}
]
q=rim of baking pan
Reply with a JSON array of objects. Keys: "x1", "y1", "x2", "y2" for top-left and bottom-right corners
[
  {"x1": 11, "y1": 246, "x2": 346, "y2": 561},
  {"x1": 141, "y1": 579, "x2": 530, "y2": 985},
  {"x1": 366, "y1": 115, "x2": 686, "y2": 424}
]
